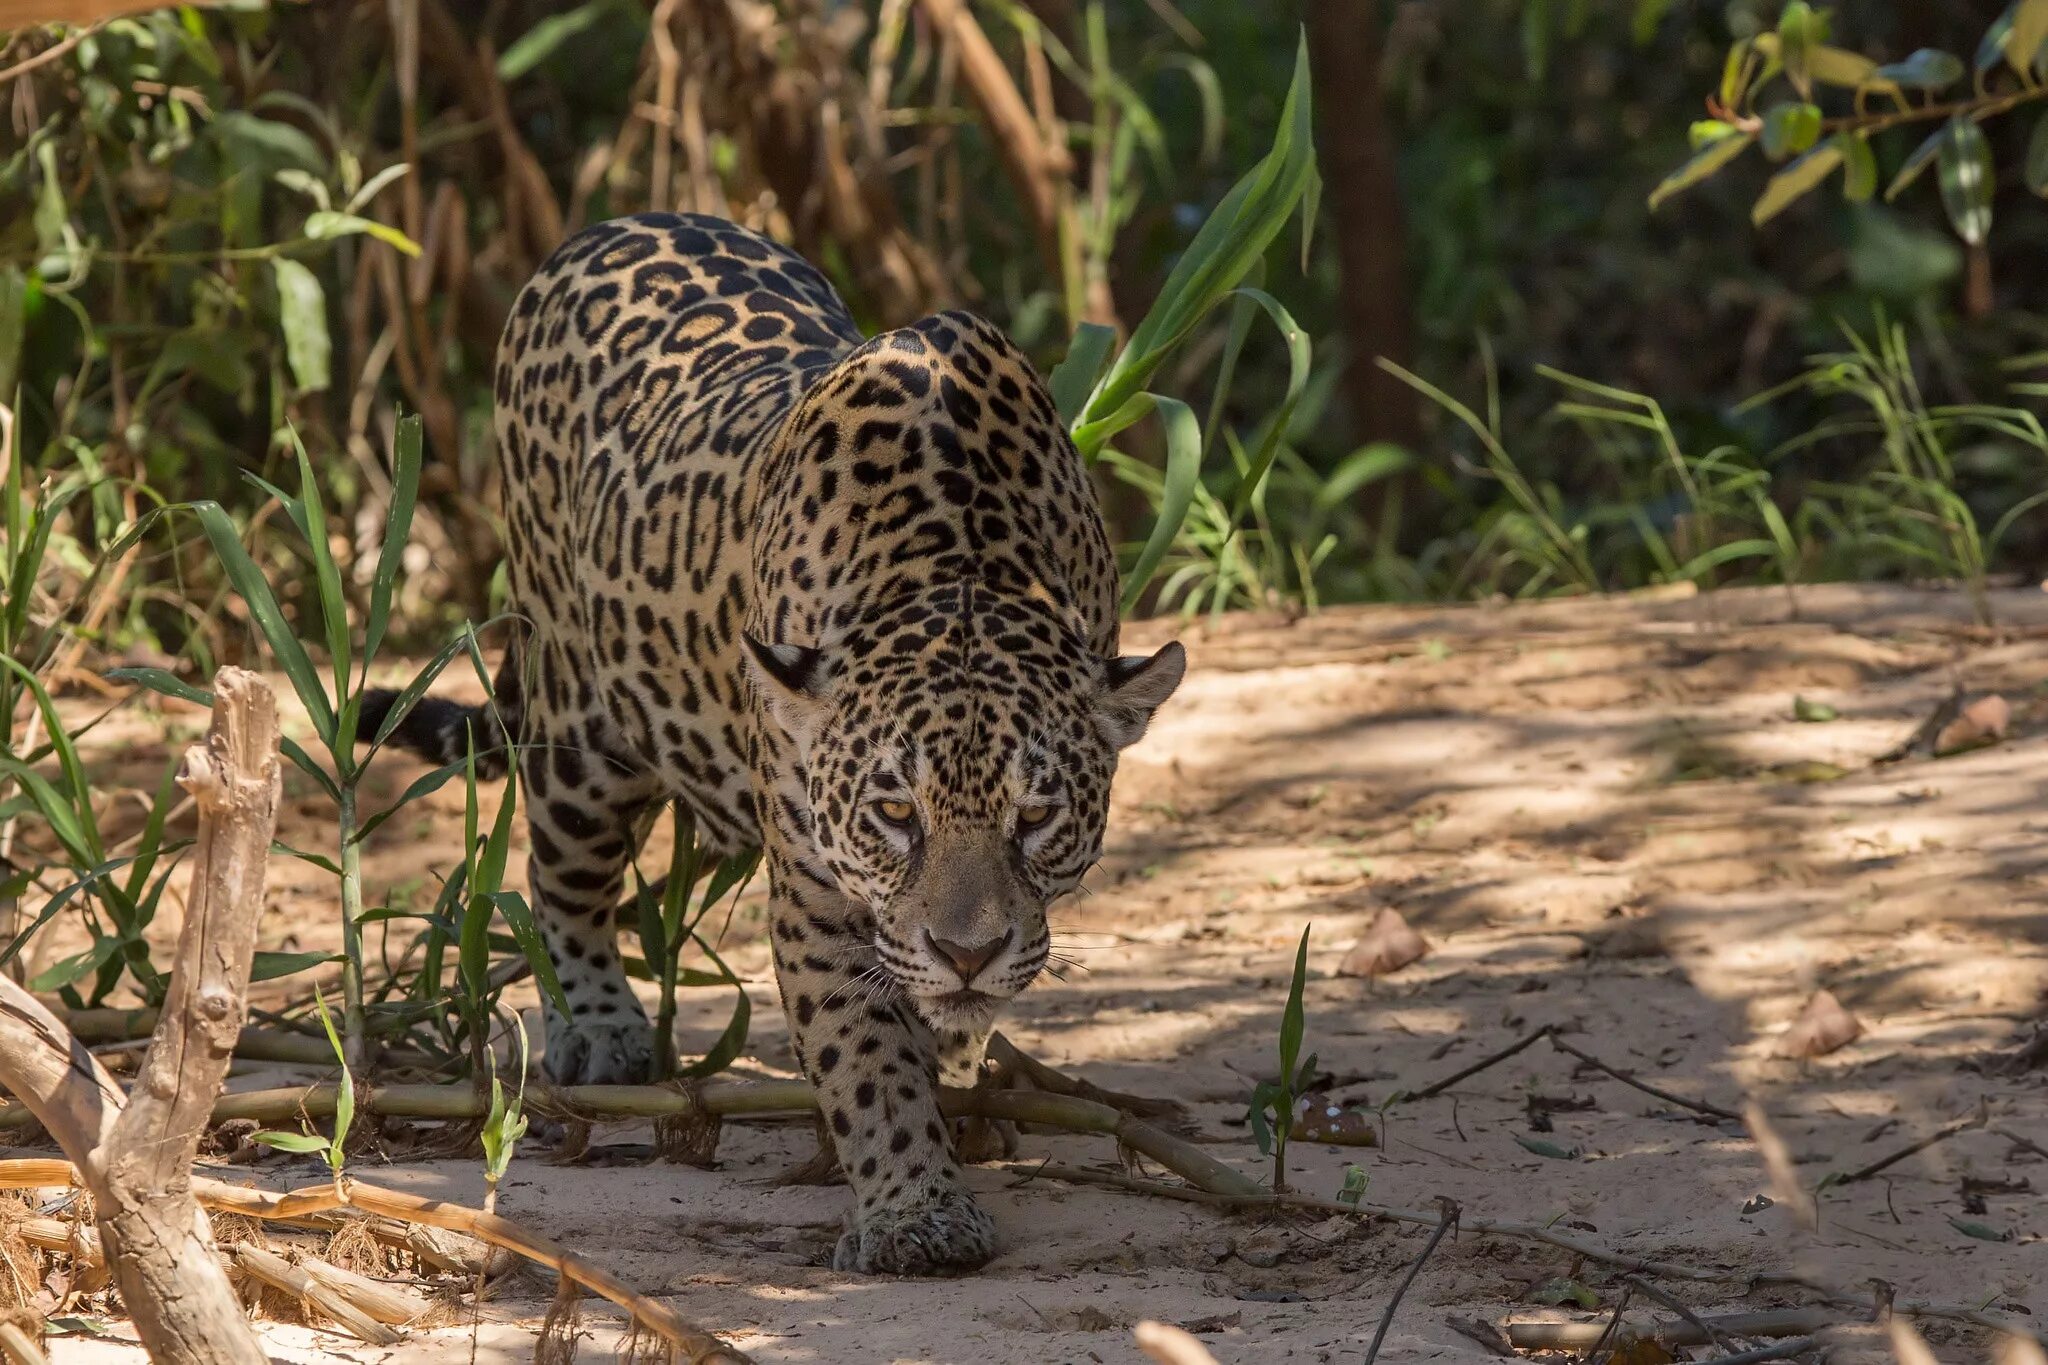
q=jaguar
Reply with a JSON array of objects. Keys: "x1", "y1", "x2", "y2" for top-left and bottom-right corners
[{"x1": 361, "y1": 211, "x2": 1184, "y2": 1275}]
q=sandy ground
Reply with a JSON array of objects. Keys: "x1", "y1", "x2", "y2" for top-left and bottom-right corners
[{"x1": 19, "y1": 583, "x2": 2048, "y2": 1363}]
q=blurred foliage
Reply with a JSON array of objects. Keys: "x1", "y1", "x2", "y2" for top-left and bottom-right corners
[{"x1": 0, "y1": 0, "x2": 2046, "y2": 668}]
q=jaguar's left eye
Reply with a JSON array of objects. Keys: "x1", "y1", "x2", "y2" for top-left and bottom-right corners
[
  {"x1": 1017, "y1": 804, "x2": 1054, "y2": 829},
  {"x1": 874, "y1": 798, "x2": 917, "y2": 827}
]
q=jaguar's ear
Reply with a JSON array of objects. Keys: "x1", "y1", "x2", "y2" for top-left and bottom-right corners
[
  {"x1": 742, "y1": 634, "x2": 835, "y2": 751},
  {"x1": 1093, "y1": 641, "x2": 1186, "y2": 750}
]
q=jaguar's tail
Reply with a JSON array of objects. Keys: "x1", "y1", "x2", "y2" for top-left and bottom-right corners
[{"x1": 357, "y1": 652, "x2": 521, "y2": 779}]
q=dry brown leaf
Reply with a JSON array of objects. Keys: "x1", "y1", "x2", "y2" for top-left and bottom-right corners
[
  {"x1": 1935, "y1": 693, "x2": 2010, "y2": 755},
  {"x1": 1134, "y1": 1320, "x2": 1222, "y2": 1365},
  {"x1": 1337, "y1": 907, "x2": 1429, "y2": 977},
  {"x1": 1288, "y1": 1095, "x2": 1379, "y2": 1147},
  {"x1": 1779, "y1": 989, "x2": 1862, "y2": 1058}
]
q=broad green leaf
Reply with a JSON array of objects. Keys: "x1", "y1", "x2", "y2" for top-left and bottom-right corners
[
  {"x1": 251, "y1": 1131, "x2": 332, "y2": 1155},
  {"x1": 1807, "y1": 45, "x2": 1883, "y2": 89},
  {"x1": 2011, "y1": 0, "x2": 2048, "y2": 77},
  {"x1": 1050, "y1": 323, "x2": 1117, "y2": 428},
  {"x1": 1277, "y1": 925, "x2": 1311, "y2": 1087},
  {"x1": 1884, "y1": 126, "x2": 1948, "y2": 202},
  {"x1": 1840, "y1": 133, "x2": 1877, "y2": 203},
  {"x1": 304, "y1": 210, "x2": 421, "y2": 258},
  {"x1": 272, "y1": 258, "x2": 330, "y2": 394},
  {"x1": 1648, "y1": 132, "x2": 1754, "y2": 211},
  {"x1": 1752, "y1": 140, "x2": 1845, "y2": 225},
  {"x1": 285, "y1": 436, "x2": 352, "y2": 723},
  {"x1": 1937, "y1": 118, "x2": 1994, "y2": 246},
  {"x1": 1777, "y1": 1, "x2": 1816, "y2": 94},
  {"x1": 29, "y1": 938, "x2": 123, "y2": 993},
  {"x1": 1688, "y1": 120, "x2": 1737, "y2": 148},
  {"x1": 2028, "y1": 111, "x2": 2048, "y2": 197},
  {"x1": 1872, "y1": 48, "x2": 1964, "y2": 90},
  {"x1": 1761, "y1": 103, "x2": 1822, "y2": 160},
  {"x1": 251, "y1": 950, "x2": 339, "y2": 982},
  {"x1": 1979, "y1": 5, "x2": 2019, "y2": 75},
  {"x1": 215, "y1": 110, "x2": 326, "y2": 175},
  {"x1": 1119, "y1": 395, "x2": 1201, "y2": 613}
]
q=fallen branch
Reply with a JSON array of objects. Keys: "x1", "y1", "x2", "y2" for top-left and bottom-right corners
[
  {"x1": 1836, "y1": 1100, "x2": 1988, "y2": 1184},
  {"x1": 1547, "y1": 1034, "x2": 1742, "y2": 1122},
  {"x1": 1363, "y1": 1197, "x2": 1458, "y2": 1365},
  {"x1": 231, "y1": 1244, "x2": 399, "y2": 1346},
  {"x1": 1504, "y1": 1307, "x2": 1836, "y2": 1351},
  {"x1": 1402, "y1": 1025, "x2": 1552, "y2": 1100},
  {"x1": 1, "y1": 1077, "x2": 1261, "y2": 1199}
]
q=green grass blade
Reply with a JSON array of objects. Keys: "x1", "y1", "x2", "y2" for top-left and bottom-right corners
[
  {"x1": 1050, "y1": 323, "x2": 1118, "y2": 427},
  {"x1": 192, "y1": 500, "x2": 336, "y2": 742},
  {"x1": 1120, "y1": 395, "x2": 1203, "y2": 613},
  {"x1": 364, "y1": 415, "x2": 424, "y2": 670}
]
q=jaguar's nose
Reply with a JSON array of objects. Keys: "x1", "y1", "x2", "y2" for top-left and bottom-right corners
[{"x1": 925, "y1": 929, "x2": 1013, "y2": 986}]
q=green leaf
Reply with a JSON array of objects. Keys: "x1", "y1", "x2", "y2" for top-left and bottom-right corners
[
  {"x1": 28, "y1": 938, "x2": 122, "y2": 993},
  {"x1": 284, "y1": 435, "x2": 352, "y2": 724},
  {"x1": 250, "y1": 950, "x2": 339, "y2": 982},
  {"x1": 1050, "y1": 322, "x2": 1117, "y2": 428},
  {"x1": 363, "y1": 415, "x2": 425, "y2": 666},
  {"x1": 1277, "y1": 925, "x2": 1311, "y2": 1089},
  {"x1": 304, "y1": 210, "x2": 421, "y2": 258},
  {"x1": 1979, "y1": 5, "x2": 2019, "y2": 75},
  {"x1": 1792, "y1": 696, "x2": 1839, "y2": 722},
  {"x1": 1885, "y1": 126, "x2": 1949, "y2": 202},
  {"x1": 272, "y1": 258, "x2": 330, "y2": 394},
  {"x1": 1937, "y1": 118, "x2": 1994, "y2": 246},
  {"x1": 2011, "y1": 0, "x2": 2048, "y2": 76},
  {"x1": 1219, "y1": 286, "x2": 1311, "y2": 527},
  {"x1": 1761, "y1": 103, "x2": 1823, "y2": 160},
  {"x1": 1872, "y1": 48, "x2": 1964, "y2": 90},
  {"x1": 1948, "y1": 1217, "x2": 2012, "y2": 1242},
  {"x1": 499, "y1": 0, "x2": 613, "y2": 80},
  {"x1": 105, "y1": 667, "x2": 213, "y2": 708},
  {"x1": 1808, "y1": 45, "x2": 1884, "y2": 89},
  {"x1": 1752, "y1": 140, "x2": 1845, "y2": 225},
  {"x1": 0, "y1": 266, "x2": 27, "y2": 407},
  {"x1": 1522, "y1": 0, "x2": 1552, "y2": 79},
  {"x1": 192, "y1": 500, "x2": 336, "y2": 743},
  {"x1": 1514, "y1": 1135, "x2": 1582, "y2": 1159},
  {"x1": 1777, "y1": 1, "x2": 1820, "y2": 95},
  {"x1": 491, "y1": 890, "x2": 570, "y2": 1017},
  {"x1": 250, "y1": 1130, "x2": 332, "y2": 1155},
  {"x1": 312, "y1": 986, "x2": 352, "y2": 1163},
  {"x1": 679, "y1": 983, "x2": 752, "y2": 1078},
  {"x1": 1840, "y1": 133, "x2": 1877, "y2": 203},
  {"x1": 2027, "y1": 111, "x2": 2048, "y2": 197},
  {"x1": 215, "y1": 110, "x2": 327, "y2": 175},
  {"x1": 1316, "y1": 443, "x2": 1411, "y2": 509},
  {"x1": 1336, "y1": 1164, "x2": 1369, "y2": 1206},
  {"x1": 1119, "y1": 394, "x2": 1202, "y2": 613},
  {"x1": 1719, "y1": 37, "x2": 1756, "y2": 110}
]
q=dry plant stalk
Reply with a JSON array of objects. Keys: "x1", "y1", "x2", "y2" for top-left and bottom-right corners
[{"x1": 0, "y1": 669, "x2": 279, "y2": 1365}]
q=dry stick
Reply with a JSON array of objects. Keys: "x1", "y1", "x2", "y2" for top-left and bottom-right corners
[
  {"x1": 1837, "y1": 1101, "x2": 1989, "y2": 1184},
  {"x1": 231, "y1": 1244, "x2": 399, "y2": 1347},
  {"x1": 1403, "y1": 1025, "x2": 1553, "y2": 1099},
  {"x1": 93, "y1": 669, "x2": 281, "y2": 1365},
  {"x1": 1690, "y1": 1338, "x2": 1819, "y2": 1365},
  {"x1": 1992, "y1": 1125, "x2": 2048, "y2": 1161},
  {"x1": 0, "y1": 672, "x2": 277, "y2": 1365},
  {"x1": 1622, "y1": 1275, "x2": 1727, "y2": 1352},
  {"x1": 1505, "y1": 1308, "x2": 1837, "y2": 1351},
  {"x1": 1547, "y1": 1034, "x2": 1742, "y2": 1122},
  {"x1": 0, "y1": 1159, "x2": 748, "y2": 1364},
  {"x1": 1011, "y1": 1163, "x2": 2039, "y2": 1346},
  {"x1": 1361, "y1": 1197, "x2": 1459, "y2": 1365},
  {"x1": 0, "y1": 1320, "x2": 46, "y2": 1365}
]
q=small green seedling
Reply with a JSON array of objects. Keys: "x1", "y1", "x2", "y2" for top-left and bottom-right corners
[
  {"x1": 1245, "y1": 924, "x2": 1314, "y2": 1193},
  {"x1": 480, "y1": 1013, "x2": 531, "y2": 1214},
  {"x1": 252, "y1": 986, "x2": 355, "y2": 1184}
]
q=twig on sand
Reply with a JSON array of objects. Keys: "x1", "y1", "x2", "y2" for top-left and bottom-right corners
[
  {"x1": 1623, "y1": 1276, "x2": 1727, "y2": 1351},
  {"x1": 1362, "y1": 1197, "x2": 1458, "y2": 1365},
  {"x1": 1835, "y1": 1100, "x2": 1988, "y2": 1184},
  {"x1": 1691, "y1": 1338, "x2": 1819, "y2": 1365},
  {"x1": 1008, "y1": 1163, "x2": 2040, "y2": 1346},
  {"x1": 1403, "y1": 1026, "x2": 1553, "y2": 1100},
  {"x1": 1547, "y1": 1034, "x2": 1742, "y2": 1122}
]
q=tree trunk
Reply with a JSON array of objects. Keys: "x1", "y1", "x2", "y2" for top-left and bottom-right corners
[{"x1": 1305, "y1": 0, "x2": 1421, "y2": 495}]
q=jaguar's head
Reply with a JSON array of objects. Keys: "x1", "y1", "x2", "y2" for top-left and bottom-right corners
[{"x1": 743, "y1": 585, "x2": 1182, "y2": 1030}]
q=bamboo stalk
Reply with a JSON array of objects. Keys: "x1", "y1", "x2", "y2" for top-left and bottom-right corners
[{"x1": 232, "y1": 1244, "x2": 399, "y2": 1346}]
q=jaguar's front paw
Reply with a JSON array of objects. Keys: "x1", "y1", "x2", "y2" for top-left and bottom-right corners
[
  {"x1": 543, "y1": 1014, "x2": 655, "y2": 1085},
  {"x1": 832, "y1": 1191, "x2": 996, "y2": 1276}
]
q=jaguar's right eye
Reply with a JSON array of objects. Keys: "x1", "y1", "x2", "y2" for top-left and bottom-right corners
[{"x1": 874, "y1": 799, "x2": 917, "y2": 827}]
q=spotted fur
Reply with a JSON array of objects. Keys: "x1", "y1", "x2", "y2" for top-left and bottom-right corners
[{"x1": 362, "y1": 212, "x2": 1184, "y2": 1275}]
